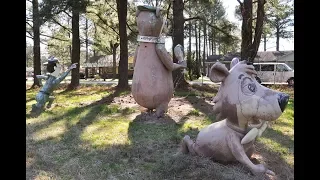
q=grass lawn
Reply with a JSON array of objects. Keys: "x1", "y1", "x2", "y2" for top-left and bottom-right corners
[{"x1": 26, "y1": 84, "x2": 294, "y2": 180}]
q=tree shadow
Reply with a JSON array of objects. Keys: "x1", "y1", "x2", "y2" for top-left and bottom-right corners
[
  {"x1": 26, "y1": 85, "x2": 292, "y2": 179},
  {"x1": 189, "y1": 84, "x2": 219, "y2": 94},
  {"x1": 26, "y1": 98, "x2": 35, "y2": 103},
  {"x1": 185, "y1": 95, "x2": 216, "y2": 121},
  {"x1": 26, "y1": 86, "x2": 131, "y2": 119},
  {"x1": 255, "y1": 141, "x2": 294, "y2": 180}
]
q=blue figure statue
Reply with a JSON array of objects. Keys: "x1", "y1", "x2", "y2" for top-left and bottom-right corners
[{"x1": 30, "y1": 56, "x2": 77, "y2": 116}]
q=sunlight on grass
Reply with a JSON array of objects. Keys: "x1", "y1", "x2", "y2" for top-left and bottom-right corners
[
  {"x1": 81, "y1": 118, "x2": 131, "y2": 149},
  {"x1": 32, "y1": 120, "x2": 67, "y2": 141},
  {"x1": 34, "y1": 170, "x2": 59, "y2": 180},
  {"x1": 187, "y1": 109, "x2": 201, "y2": 116},
  {"x1": 179, "y1": 119, "x2": 212, "y2": 134}
]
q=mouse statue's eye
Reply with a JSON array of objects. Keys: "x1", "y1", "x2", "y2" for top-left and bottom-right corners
[{"x1": 241, "y1": 77, "x2": 257, "y2": 96}]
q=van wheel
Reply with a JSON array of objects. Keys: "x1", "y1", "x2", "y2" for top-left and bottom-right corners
[{"x1": 287, "y1": 78, "x2": 294, "y2": 86}]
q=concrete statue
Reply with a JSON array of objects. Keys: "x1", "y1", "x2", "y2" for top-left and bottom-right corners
[
  {"x1": 30, "y1": 56, "x2": 77, "y2": 116},
  {"x1": 181, "y1": 60, "x2": 289, "y2": 176},
  {"x1": 132, "y1": 5, "x2": 187, "y2": 118}
]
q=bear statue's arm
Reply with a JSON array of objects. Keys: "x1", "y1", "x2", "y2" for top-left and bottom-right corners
[
  {"x1": 133, "y1": 44, "x2": 139, "y2": 67},
  {"x1": 155, "y1": 43, "x2": 176, "y2": 71}
]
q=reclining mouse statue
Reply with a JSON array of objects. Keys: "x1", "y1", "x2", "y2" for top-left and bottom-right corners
[
  {"x1": 132, "y1": 5, "x2": 187, "y2": 118},
  {"x1": 181, "y1": 60, "x2": 289, "y2": 176}
]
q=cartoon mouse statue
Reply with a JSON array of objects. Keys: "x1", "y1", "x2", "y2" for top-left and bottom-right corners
[
  {"x1": 132, "y1": 5, "x2": 187, "y2": 118},
  {"x1": 30, "y1": 56, "x2": 77, "y2": 116}
]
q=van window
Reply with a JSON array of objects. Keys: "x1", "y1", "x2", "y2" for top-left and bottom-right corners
[
  {"x1": 261, "y1": 64, "x2": 274, "y2": 71},
  {"x1": 253, "y1": 64, "x2": 260, "y2": 71},
  {"x1": 276, "y1": 64, "x2": 288, "y2": 71}
]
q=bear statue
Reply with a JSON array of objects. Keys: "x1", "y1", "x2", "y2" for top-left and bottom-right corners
[{"x1": 132, "y1": 5, "x2": 187, "y2": 118}]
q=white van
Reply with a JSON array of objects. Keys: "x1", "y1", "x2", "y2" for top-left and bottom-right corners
[{"x1": 253, "y1": 62, "x2": 294, "y2": 86}]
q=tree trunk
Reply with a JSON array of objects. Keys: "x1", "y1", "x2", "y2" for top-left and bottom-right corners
[
  {"x1": 240, "y1": 0, "x2": 253, "y2": 61},
  {"x1": 250, "y1": 0, "x2": 265, "y2": 60},
  {"x1": 93, "y1": 23, "x2": 97, "y2": 56},
  {"x1": 172, "y1": 0, "x2": 188, "y2": 88},
  {"x1": 211, "y1": 30, "x2": 214, "y2": 55},
  {"x1": 68, "y1": 17, "x2": 72, "y2": 62},
  {"x1": 213, "y1": 29, "x2": 216, "y2": 55},
  {"x1": 112, "y1": 43, "x2": 119, "y2": 79},
  {"x1": 68, "y1": 2, "x2": 81, "y2": 90},
  {"x1": 202, "y1": 23, "x2": 206, "y2": 75},
  {"x1": 86, "y1": 17, "x2": 88, "y2": 62},
  {"x1": 198, "y1": 23, "x2": 201, "y2": 65},
  {"x1": 264, "y1": 33, "x2": 266, "y2": 51},
  {"x1": 240, "y1": 0, "x2": 265, "y2": 62},
  {"x1": 188, "y1": 23, "x2": 192, "y2": 81},
  {"x1": 276, "y1": 26, "x2": 280, "y2": 51},
  {"x1": 195, "y1": 21, "x2": 200, "y2": 78},
  {"x1": 32, "y1": 0, "x2": 41, "y2": 88},
  {"x1": 116, "y1": 0, "x2": 128, "y2": 89}
]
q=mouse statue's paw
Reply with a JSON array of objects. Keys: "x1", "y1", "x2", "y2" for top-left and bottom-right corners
[
  {"x1": 252, "y1": 164, "x2": 275, "y2": 176},
  {"x1": 178, "y1": 60, "x2": 187, "y2": 68}
]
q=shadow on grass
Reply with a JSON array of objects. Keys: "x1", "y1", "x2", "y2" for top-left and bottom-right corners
[
  {"x1": 26, "y1": 98, "x2": 35, "y2": 103},
  {"x1": 255, "y1": 141, "x2": 294, "y2": 180},
  {"x1": 26, "y1": 85, "x2": 293, "y2": 180},
  {"x1": 26, "y1": 86, "x2": 130, "y2": 119}
]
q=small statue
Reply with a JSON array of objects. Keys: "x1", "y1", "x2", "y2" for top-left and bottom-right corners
[
  {"x1": 132, "y1": 5, "x2": 187, "y2": 118},
  {"x1": 181, "y1": 61, "x2": 289, "y2": 176},
  {"x1": 30, "y1": 56, "x2": 77, "y2": 116}
]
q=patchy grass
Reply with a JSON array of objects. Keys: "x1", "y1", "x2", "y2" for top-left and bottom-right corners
[
  {"x1": 187, "y1": 109, "x2": 201, "y2": 116},
  {"x1": 26, "y1": 84, "x2": 294, "y2": 180}
]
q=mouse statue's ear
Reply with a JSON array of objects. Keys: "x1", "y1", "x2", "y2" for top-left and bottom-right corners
[{"x1": 156, "y1": 7, "x2": 161, "y2": 18}]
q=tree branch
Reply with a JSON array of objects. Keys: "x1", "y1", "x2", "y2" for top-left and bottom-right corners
[
  {"x1": 26, "y1": 21, "x2": 33, "y2": 28},
  {"x1": 51, "y1": 18, "x2": 72, "y2": 33},
  {"x1": 184, "y1": 16, "x2": 201, "y2": 21},
  {"x1": 26, "y1": 30, "x2": 33, "y2": 37},
  {"x1": 87, "y1": 11, "x2": 120, "y2": 36},
  {"x1": 105, "y1": 0, "x2": 117, "y2": 12},
  {"x1": 184, "y1": 16, "x2": 235, "y2": 39},
  {"x1": 62, "y1": 10, "x2": 72, "y2": 18},
  {"x1": 26, "y1": 35, "x2": 33, "y2": 39},
  {"x1": 40, "y1": 33, "x2": 70, "y2": 42},
  {"x1": 237, "y1": 0, "x2": 243, "y2": 6},
  {"x1": 126, "y1": 21, "x2": 138, "y2": 34},
  {"x1": 166, "y1": 2, "x2": 172, "y2": 20}
]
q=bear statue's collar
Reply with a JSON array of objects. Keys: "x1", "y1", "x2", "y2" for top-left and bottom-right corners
[{"x1": 137, "y1": 35, "x2": 165, "y2": 44}]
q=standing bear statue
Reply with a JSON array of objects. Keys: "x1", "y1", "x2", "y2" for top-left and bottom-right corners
[
  {"x1": 181, "y1": 60, "x2": 289, "y2": 176},
  {"x1": 132, "y1": 5, "x2": 187, "y2": 118}
]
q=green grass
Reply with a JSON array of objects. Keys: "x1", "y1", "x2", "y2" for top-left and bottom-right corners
[{"x1": 26, "y1": 84, "x2": 294, "y2": 180}]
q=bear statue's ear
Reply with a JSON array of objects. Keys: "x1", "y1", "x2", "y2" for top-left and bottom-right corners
[
  {"x1": 136, "y1": 10, "x2": 140, "y2": 17},
  {"x1": 156, "y1": 7, "x2": 160, "y2": 17}
]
